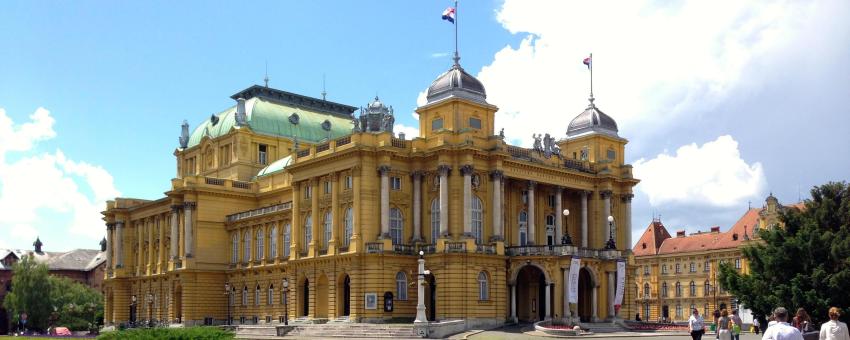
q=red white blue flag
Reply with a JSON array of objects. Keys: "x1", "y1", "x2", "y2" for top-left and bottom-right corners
[
  {"x1": 442, "y1": 7, "x2": 456, "y2": 23},
  {"x1": 583, "y1": 56, "x2": 592, "y2": 69}
]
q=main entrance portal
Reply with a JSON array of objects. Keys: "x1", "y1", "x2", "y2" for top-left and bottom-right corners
[
  {"x1": 516, "y1": 265, "x2": 546, "y2": 322},
  {"x1": 577, "y1": 267, "x2": 593, "y2": 322}
]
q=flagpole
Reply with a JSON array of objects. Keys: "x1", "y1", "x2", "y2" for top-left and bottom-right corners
[
  {"x1": 589, "y1": 52, "x2": 593, "y2": 101},
  {"x1": 454, "y1": 0, "x2": 459, "y2": 66}
]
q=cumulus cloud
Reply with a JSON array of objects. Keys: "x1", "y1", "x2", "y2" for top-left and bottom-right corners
[
  {"x1": 633, "y1": 135, "x2": 766, "y2": 208},
  {"x1": 475, "y1": 0, "x2": 818, "y2": 147},
  {"x1": 395, "y1": 123, "x2": 420, "y2": 139},
  {"x1": 0, "y1": 107, "x2": 120, "y2": 247}
]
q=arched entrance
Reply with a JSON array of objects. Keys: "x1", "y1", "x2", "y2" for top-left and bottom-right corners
[
  {"x1": 174, "y1": 285, "x2": 183, "y2": 323},
  {"x1": 577, "y1": 267, "x2": 593, "y2": 322},
  {"x1": 516, "y1": 265, "x2": 547, "y2": 322},
  {"x1": 338, "y1": 275, "x2": 351, "y2": 317},
  {"x1": 316, "y1": 274, "x2": 328, "y2": 318},
  {"x1": 301, "y1": 279, "x2": 310, "y2": 317},
  {"x1": 425, "y1": 274, "x2": 436, "y2": 321}
]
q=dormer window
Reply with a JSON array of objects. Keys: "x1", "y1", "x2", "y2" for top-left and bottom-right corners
[
  {"x1": 732, "y1": 233, "x2": 739, "y2": 241},
  {"x1": 642, "y1": 243, "x2": 647, "y2": 249},
  {"x1": 432, "y1": 118, "x2": 444, "y2": 131},
  {"x1": 258, "y1": 144, "x2": 268, "y2": 165},
  {"x1": 607, "y1": 149, "x2": 616, "y2": 160},
  {"x1": 469, "y1": 117, "x2": 481, "y2": 129}
]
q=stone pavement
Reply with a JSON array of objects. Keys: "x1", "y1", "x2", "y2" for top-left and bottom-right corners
[{"x1": 457, "y1": 323, "x2": 766, "y2": 340}]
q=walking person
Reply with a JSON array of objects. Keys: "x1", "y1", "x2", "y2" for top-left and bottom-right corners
[
  {"x1": 793, "y1": 308, "x2": 814, "y2": 333},
  {"x1": 690, "y1": 309, "x2": 706, "y2": 340},
  {"x1": 730, "y1": 309, "x2": 743, "y2": 340},
  {"x1": 714, "y1": 310, "x2": 722, "y2": 339},
  {"x1": 718, "y1": 309, "x2": 732, "y2": 340},
  {"x1": 819, "y1": 307, "x2": 850, "y2": 340},
  {"x1": 762, "y1": 307, "x2": 804, "y2": 340},
  {"x1": 755, "y1": 317, "x2": 762, "y2": 335}
]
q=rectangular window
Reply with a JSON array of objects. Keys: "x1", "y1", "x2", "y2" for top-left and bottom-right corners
[
  {"x1": 258, "y1": 144, "x2": 268, "y2": 165},
  {"x1": 304, "y1": 185, "x2": 312, "y2": 199},
  {"x1": 390, "y1": 177, "x2": 401, "y2": 190},
  {"x1": 675, "y1": 263, "x2": 681, "y2": 273},
  {"x1": 644, "y1": 266, "x2": 650, "y2": 276},
  {"x1": 607, "y1": 149, "x2": 616, "y2": 160},
  {"x1": 690, "y1": 263, "x2": 696, "y2": 272},
  {"x1": 345, "y1": 176, "x2": 353, "y2": 189},
  {"x1": 432, "y1": 118, "x2": 443, "y2": 131},
  {"x1": 735, "y1": 258, "x2": 741, "y2": 269},
  {"x1": 662, "y1": 264, "x2": 668, "y2": 274},
  {"x1": 324, "y1": 181, "x2": 332, "y2": 194},
  {"x1": 220, "y1": 145, "x2": 232, "y2": 166},
  {"x1": 548, "y1": 194, "x2": 555, "y2": 208},
  {"x1": 469, "y1": 117, "x2": 481, "y2": 129}
]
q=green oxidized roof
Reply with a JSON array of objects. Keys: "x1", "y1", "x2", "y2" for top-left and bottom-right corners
[
  {"x1": 256, "y1": 155, "x2": 293, "y2": 177},
  {"x1": 187, "y1": 97, "x2": 354, "y2": 148}
]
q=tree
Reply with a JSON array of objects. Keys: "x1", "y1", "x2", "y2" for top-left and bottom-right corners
[
  {"x1": 719, "y1": 181, "x2": 850, "y2": 325},
  {"x1": 2, "y1": 254, "x2": 53, "y2": 331},
  {"x1": 49, "y1": 276, "x2": 103, "y2": 331}
]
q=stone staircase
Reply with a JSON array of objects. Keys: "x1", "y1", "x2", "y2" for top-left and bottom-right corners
[
  {"x1": 282, "y1": 323, "x2": 419, "y2": 338},
  {"x1": 580, "y1": 322, "x2": 629, "y2": 333},
  {"x1": 235, "y1": 325, "x2": 278, "y2": 338}
]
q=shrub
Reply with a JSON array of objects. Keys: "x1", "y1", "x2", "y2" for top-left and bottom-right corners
[{"x1": 97, "y1": 326, "x2": 234, "y2": 340}]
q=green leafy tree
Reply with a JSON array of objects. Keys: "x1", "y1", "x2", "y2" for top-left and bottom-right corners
[
  {"x1": 2, "y1": 255, "x2": 53, "y2": 331},
  {"x1": 719, "y1": 181, "x2": 850, "y2": 325},
  {"x1": 49, "y1": 276, "x2": 103, "y2": 331}
]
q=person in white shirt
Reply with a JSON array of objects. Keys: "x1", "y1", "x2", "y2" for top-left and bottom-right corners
[
  {"x1": 763, "y1": 307, "x2": 804, "y2": 340},
  {"x1": 820, "y1": 307, "x2": 850, "y2": 340},
  {"x1": 690, "y1": 309, "x2": 706, "y2": 340}
]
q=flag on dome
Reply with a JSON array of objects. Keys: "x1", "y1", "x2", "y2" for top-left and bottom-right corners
[
  {"x1": 583, "y1": 55, "x2": 592, "y2": 69},
  {"x1": 442, "y1": 6, "x2": 456, "y2": 23}
]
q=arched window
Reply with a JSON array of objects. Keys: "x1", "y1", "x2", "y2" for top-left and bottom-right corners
[
  {"x1": 270, "y1": 224, "x2": 278, "y2": 259},
  {"x1": 675, "y1": 281, "x2": 682, "y2": 297},
  {"x1": 430, "y1": 198, "x2": 440, "y2": 244},
  {"x1": 242, "y1": 286, "x2": 248, "y2": 306},
  {"x1": 256, "y1": 228, "x2": 264, "y2": 261},
  {"x1": 662, "y1": 282, "x2": 668, "y2": 297},
  {"x1": 231, "y1": 232, "x2": 239, "y2": 263},
  {"x1": 704, "y1": 281, "x2": 710, "y2": 296},
  {"x1": 519, "y1": 211, "x2": 528, "y2": 245},
  {"x1": 689, "y1": 281, "x2": 696, "y2": 297},
  {"x1": 243, "y1": 231, "x2": 251, "y2": 262},
  {"x1": 304, "y1": 215, "x2": 312, "y2": 253},
  {"x1": 390, "y1": 208, "x2": 403, "y2": 245},
  {"x1": 323, "y1": 211, "x2": 332, "y2": 250},
  {"x1": 255, "y1": 285, "x2": 261, "y2": 306},
  {"x1": 283, "y1": 223, "x2": 291, "y2": 258},
  {"x1": 478, "y1": 271, "x2": 489, "y2": 300},
  {"x1": 343, "y1": 207, "x2": 353, "y2": 247},
  {"x1": 676, "y1": 304, "x2": 683, "y2": 318},
  {"x1": 230, "y1": 287, "x2": 236, "y2": 306},
  {"x1": 471, "y1": 197, "x2": 483, "y2": 244},
  {"x1": 396, "y1": 272, "x2": 408, "y2": 300},
  {"x1": 268, "y1": 284, "x2": 274, "y2": 305},
  {"x1": 643, "y1": 283, "x2": 650, "y2": 296}
]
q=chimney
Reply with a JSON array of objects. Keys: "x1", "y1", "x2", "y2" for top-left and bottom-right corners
[
  {"x1": 676, "y1": 230, "x2": 686, "y2": 238},
  {"x1": 399, "y1": 132, "x2": 406, "y2": 140},
  {"x1": 710, "y1": 226, "x2": 720, "y2": 233}
]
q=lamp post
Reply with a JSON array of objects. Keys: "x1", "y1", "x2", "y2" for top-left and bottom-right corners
[
  {"x1": 130, "y1": 295, "x2": 137, "y2": 326},
  {"x1": 415, "y1": 250, "x2": 428, "y2": 324},
  {"x1": 147, "y1": 293, "x2": 153, "y2": 325},
  {"x1": 605, "y1": 215, "x2": 617, "y2": 250},
  {"x1": 282, "y1": 278, "x2": 289, "y2": 326},
  {"x1": 224, "y1": 282, "x2": 231, "y2": 326},
  {"x1": 561, "y1": 209, "x2": 572, "y2": 245}
]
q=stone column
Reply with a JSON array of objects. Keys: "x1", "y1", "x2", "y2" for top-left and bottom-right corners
[
  {"x1": 592, "y1": 284, "x2": 599, "y2": 321},
  {"x1": 412, "y1": 171, "x2": 423, "y2": 242},
  {"x1": 136, "y1": 222, "x2": 143, "y2": 275},
  {"x1": 115, "y1": 220, "x2": 124, "y2": 268},
  {"x1": 555, "y1": 187, "x2": 563, "y2": 243},
  {"x1": 581, "y1": 191, "x2": 589, "y2": 248},
  {"x1": 331, "y1": 172, "x2": 339, "y2": 253},
  {"x1": 148, "y1": 218, "x2": 155, "y2": 274},
  {"x1": 490, "y1": 171, "x2": 503, "y2": 241},
  {"x1": 528, "y1": 181, "x2": 536, "y2": 244},
  {"x1": 158, "y1": 217, "x2": 165, "y2": 273},
  {"x1": 510, "y1": 284, "x2": 517, "y2": 322},
  {"x1": 379, "y1": 166, "x2": 391, "y2": 238},
  {"x1": 291, "y1": 182, "x2": 301, "y2": 258},
  {"x1": 352, "y1": 166, "x2": 362, "y2": 250},
  {"x1": 310, "y1": 179, "x2": 320, "y2": 254},
  {"x1": 461, "y1": 165, "x2": 474, "y2": 237},
  {"x1": 563, "y1": 268, "x2": 570, "y2": 319},
  {"x1": 608, "y1": 271, "x2": 616, "y2": 318},
  {"x1": 106, "y1": 223, "x2": 114, "y2": 270},
  {"x1": 437, "y1": 165, "x2": 451, "y2": 237},
  {"x1": 545, "y1": 283, "x2": 552, "y2": 320},
  {"x1": 170, "y1": 205, "x2": 180, "y2": 260},
  {"x1": 415, "y1": 255, "x2": 427, "y2": 323},
  {"x1": 622, "y1": 194, "x2": 634, "y2": 250},
  {"x1": 183, "y1": 202, "x2": 195, "y2": 258},
  {"x1": 601, "y1": 191, "x2": 612, "y2": 243}
]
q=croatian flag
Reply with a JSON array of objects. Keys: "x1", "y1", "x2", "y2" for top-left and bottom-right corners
[
  {"x1": 583, "y1": 56, "x2": 592, "y2": 69},
  {"x1": 442, "y1": 7, "x2": 456, "y2": 23}
]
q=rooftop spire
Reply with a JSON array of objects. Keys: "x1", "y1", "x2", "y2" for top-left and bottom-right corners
[
  {"x1": 264, "y1": 61, "x2": 269, "y2": 88},
  {"x1": 321, "y1": 73, "x2": 327, "y2": 101}
]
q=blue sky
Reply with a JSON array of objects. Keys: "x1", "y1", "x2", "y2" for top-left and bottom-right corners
[{"x1": 1, "y1": 0, "x2": 848, "y2": 251}]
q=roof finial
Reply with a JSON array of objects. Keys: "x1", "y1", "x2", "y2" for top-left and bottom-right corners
[
  {"x1": 264, "y1": 61, "x2": 269, "y2": 88},
  {"x1": 321, "y1": 73, "x2": 327, "y2": 101}
]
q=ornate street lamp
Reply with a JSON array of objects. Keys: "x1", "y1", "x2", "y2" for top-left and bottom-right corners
[
  {"x1": 282, "y1": 278, "x2": 289, "y2": 325},
  {"x1": 605, "y1": 215, "x2": 617, "y2": 250},
  {"x1": 224, "y1": 282, "x2": 231, "y2": 326},
  {"x1": 146, "y1": 293, "x2": 154, "y2": 325},
  {"x1": 561, "y1": 209, "x2": 572, "y2": 245},
  {"x1": 415, "y1": 250, "x2": 428, "y2": 324}
]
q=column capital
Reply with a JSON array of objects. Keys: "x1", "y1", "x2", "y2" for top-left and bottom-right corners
[
  {"x1": 621, "y1": 193, "x2": 634, "y2": 203},
  {"x1": 183, "y1": 201, "x2": 197, "y2": 210},
  {"x1": 600, "y1": 190, "x2": 613, "y2": 199},
  {"x1": 460, "y1": 164, "x2": 475, "y2": 176},
  {"x1": 528, "y1": 180, "x2": 536, "y2": 189},
  {"x1": 489, "y1": 170, "x2": 503, "y2": 180},
  {"x1": 580, "y1": 190, "x2": 593, "y2": 198},
  {"x1": 170, "y1": 204, "x2": 182, "y2": 212},
  {"x1": 351, "y1": 164, "x2": 362, "y2": 174},
  {"x1": 106, "y1": 222, "x2": 115, "y2": 230},
  {"x1": 410, "y1": 170, "x2": 425, "y2": 179},
  {"x1": 330, "y1": 171, "x2": 339, "y2": 181},
  {"x1": 437, "y1": 164, "x2": 452, "y2": 176},
  {"x1": 377, "y1": 165, "x2": 392, "y2": 175},
  {"x1": 115, "y1": 220, "x2": 125, "y2": 228}
]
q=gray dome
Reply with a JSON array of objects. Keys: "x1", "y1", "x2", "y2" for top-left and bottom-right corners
[
  {"x1": 566, "y1": 98, "x2": 619, "y2": 138},
  {"x1": 425, "y1": 63, "x2": 487, "y2": 105}
]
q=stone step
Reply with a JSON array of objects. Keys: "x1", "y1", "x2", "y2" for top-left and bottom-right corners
[
  {"x1": 285, "y1": 324, "x2": 417, "y2": 338},
  {"x1": 235, "y1": 326, "x2": 278, "y2": 336}
]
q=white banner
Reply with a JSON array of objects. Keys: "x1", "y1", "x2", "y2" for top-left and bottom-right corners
[
  {"x1": 614, "y1": 261, "x2": 626, "y2": 307},
  {"x1": 568, "y1": 258, "x2": 581, "y2": 304}
]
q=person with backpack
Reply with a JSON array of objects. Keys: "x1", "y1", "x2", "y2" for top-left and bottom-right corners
[{"x1": 730, "y1": 309, "x2": 743, "y2": 340}]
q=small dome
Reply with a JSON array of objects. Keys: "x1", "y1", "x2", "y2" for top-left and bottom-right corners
[
  {"x1": 566, "y1": 98, "x2": 619, "y2": 138},
  {"x1": 425, "y1": 63, "x2": 486, "y2": 105},
  {"x1": 368, "y1": 96, "x2": 385, "y2": 110}
]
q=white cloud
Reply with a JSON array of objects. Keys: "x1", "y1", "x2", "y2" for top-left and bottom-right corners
[
  {"x1": 633, "y1": 135, "x2": 766, "y2": 207},
  {"x1": 395, "y1": 123, "x2": 419, "y2": 139},
  {"x1": 0, "y1": 107, "x2": 120, "y2": 247},
  {"x1": 476, "y1": 0, "x2": 819, "y2": 147},
  {"x1": 430, "y1": 52, "x2": 450, "y2": 58}
]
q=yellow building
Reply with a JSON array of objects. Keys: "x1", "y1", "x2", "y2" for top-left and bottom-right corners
[
  {"x1": 102, "y1": 58, "x2": 639, "y2": 331},
  {"x1": 631, "y1": 194, "x2": 799, "y2": 323}
]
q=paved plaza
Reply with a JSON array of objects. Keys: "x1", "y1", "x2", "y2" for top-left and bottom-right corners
[{"x1": 462, "y1": 324, "x2": 766, "y2": 340}]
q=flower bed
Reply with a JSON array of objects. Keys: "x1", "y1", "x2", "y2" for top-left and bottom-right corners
[{"x1": 624, "y1": 321, "x2": 689, "y2": 332}]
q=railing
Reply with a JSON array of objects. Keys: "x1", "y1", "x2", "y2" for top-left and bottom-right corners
[
  {"x1": 205, "y1": 177, "x2": 225, "y2": 185},
  {"x1": 392, "y1": 244, "x2": 415, "y2": 255},
  {"x1": 297, "y1": 149, "x2": 311, "y2": 158},
  {"x1": 365, "y1": 242, "x2": 384, "y2": 254},
  {"x1": 475, "y1": 244, "x2": 496, "y2": 254},
  {"x1": 506, "y1": 145, "x2": 531, "y2": 159},
  {"x1": 316, "y1": 143, "x2": 330, "y2": 153},
  {"x1": 226, "y1": 202, "x2": 292, "y2": 222},
  {"x1": 318, "y1": 249, "x2": 328, "y2": 256},
  {"x1": 446, "y1": 242, "x2": 467, "y2": 253},
  {"x1": 504, "y1": 245, "x2": 623, "y2": 259},
  {"x1": 563, "y1": 159, "x2": 594, "y2": 173},
  {"x1": 335, "y1": 135, "x2": 351, "y2": 146},
  {"x1": 416, "y1": 244, "x2": 436, "y2": 254},
  {"x1": 391, "y1": 138, "x2": 407, "y2": 148},
  {"x1": 232, "y1": 181, "x2": 252, "y2": 189}
]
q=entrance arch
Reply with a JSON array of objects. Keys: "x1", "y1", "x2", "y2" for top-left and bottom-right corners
[
  {"x1": 577, "y1": 267, "x2": 594, "y2": 322},
  {"x1": 516, "y1": 265, "x2": 547, "y2": 322},
  {"x1": 316, "y1": 274, "x2": 328, "y2": 318},
  {"x1": 338, "y1": 274, "x2": 351, "y2": 317},
  {"x1": 301, "y1": 279, "x2": 310, "y2": 317},
  {"x1": 425, "y1": 274, "x2": 436, "y2": 321},
  {"x1": 174, "y1": 285, "x2": 183, "y2": 323}
]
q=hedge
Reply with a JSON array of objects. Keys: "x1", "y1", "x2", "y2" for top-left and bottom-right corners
[{"x1": 97, "y1": 326, "x2": 234, "y2": 340}]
